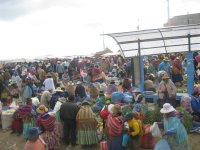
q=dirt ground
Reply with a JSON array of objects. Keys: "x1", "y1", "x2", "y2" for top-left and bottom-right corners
[{"x1": 0, "y1": 129, "x2": 199, "y2": 150}]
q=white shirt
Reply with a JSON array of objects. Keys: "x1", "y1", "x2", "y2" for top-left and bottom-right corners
[{"x1": 43, "y1": 78, "x2": 55, "y2": 92}]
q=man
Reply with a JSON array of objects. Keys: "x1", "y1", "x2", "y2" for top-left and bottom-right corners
[
  {"x1": 56, "y1": 61, "x2": 65, "y2": 79},
  {"x1": 75, "y1": 81, "x2": 87, "y2": 102},
  {"x1": 60, "y1": 95, "x2": 79, "y2": 146},
  {"x1": 43, "y1": 73, "x2": 55, "y2": 92}
]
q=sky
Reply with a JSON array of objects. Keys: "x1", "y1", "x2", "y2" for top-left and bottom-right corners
[{"x1": 0, "y1": 0, "x2": 200, "y2": 60}]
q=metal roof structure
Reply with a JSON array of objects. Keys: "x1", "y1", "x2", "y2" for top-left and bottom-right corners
[{"x1": 105, "y1": 24, "x2": 200, "y2": 58}]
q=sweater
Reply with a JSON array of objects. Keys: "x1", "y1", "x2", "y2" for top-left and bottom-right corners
[{"x1": 128, "y1": 118, "x2": 140, "y2": 137}]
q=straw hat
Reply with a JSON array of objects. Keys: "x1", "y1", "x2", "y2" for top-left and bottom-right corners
[
  {"x1": 76, "y1": 81, "x2": 82, "y2": 85},
  {"x1": 163, "y1": 57, "x2": 169, "y2": 61},
  {"x1": 46, "y1": 72, "x2": 52, "y2": 77},
  {"x1": 55, "y1": 87, "x2": 63, "y2": 92},
  {"x1": 113, "y1": 64, "x2": 118, "y2": 67},
  {"x1": 160, "y1": 103, "x2": 176, "y2": 114},
  {"x1": 58, "y1": 97, "x2": 66, "y2": 103},
  {"x1": 162, "y1": 74, "x2": 170, "y2": 80},
  {"x1": 132, "y1": 88, "x2": 141, "y2": 93},
  {"x1": 36, "y1": 105, "x2": 48, "y2": 114}
]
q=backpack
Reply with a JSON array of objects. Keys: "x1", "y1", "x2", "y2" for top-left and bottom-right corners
[{"x1": 137, "y1": 119, "x2": 145, "y2": 136}]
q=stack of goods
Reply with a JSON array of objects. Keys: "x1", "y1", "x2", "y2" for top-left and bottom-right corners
[
  {"x1": 176, "y1": 107, "x2": 193, "y2": 132},
  {"x1": 144, "y1": 107, "x2": 162, "y2": 124},
  {"x1": 1, "y1": 109, "x2": 15, "y2": 129}
]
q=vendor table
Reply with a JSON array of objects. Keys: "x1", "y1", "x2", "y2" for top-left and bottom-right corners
[{"x1": 143, "y1": 93, "x2": 188, "y2": 103}]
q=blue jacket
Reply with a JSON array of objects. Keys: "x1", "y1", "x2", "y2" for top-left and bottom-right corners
[{"x1": 191, "y1": 96, "x2": 200, "y2": 113}]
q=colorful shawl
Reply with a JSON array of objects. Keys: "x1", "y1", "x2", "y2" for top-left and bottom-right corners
[
  {"x1": 76, "y1": 106, "x2": 97, "y2": 130},
  {"x1": 106, "y1": 114, "x2": 124, "y2": 137}
]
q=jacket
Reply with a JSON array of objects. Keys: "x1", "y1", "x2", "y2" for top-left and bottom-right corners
[{"x1": 60, "y1": 102, "x2": 79, "y2": 120}]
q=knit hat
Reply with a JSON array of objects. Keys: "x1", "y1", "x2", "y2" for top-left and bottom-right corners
[{"x1": 27, "y1": 127, "x2": 42, "y2": 140}]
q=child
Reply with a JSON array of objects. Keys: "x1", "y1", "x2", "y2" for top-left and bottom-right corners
[{"x1": 24, "y1": 127, "x2": 46, "y2": 150}]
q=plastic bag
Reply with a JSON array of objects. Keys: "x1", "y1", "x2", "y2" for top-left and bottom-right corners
[
  {"x1": 150, "y1": 122, "x2": 162, "y2": 138},
  {"x1": 154, "y1": 139, "x2": 171, "y2": 150}
]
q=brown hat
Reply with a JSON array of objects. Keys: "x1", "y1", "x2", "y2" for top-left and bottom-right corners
[
  {"x1": 163, "y1": 57, "x2": 169, "y2": 61},
  {"x1": 162, "y1": 74, "x2": 170, "y2": 80},
  {"x1": 55, "y1": 87, "x2": 63, "y2": 92},
  {"x1": 36, "y1": 105, "x2": 48, "y2": 114},
  {"x1": 46, "y1": 73, "x2": 52, "y2": 77}
]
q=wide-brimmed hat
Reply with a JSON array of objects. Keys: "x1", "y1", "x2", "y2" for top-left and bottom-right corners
[
  {"x1": 163, "y1": 57, "x2": 169, "y2": 61},
  {"x1": 68, "y1": 81, "x2": 74, "y2": 85},
  {"x1": 111, "y1": 104, "x2": 121, "y2": 115},
  {"x1": 132, "y1": 88, "x2": 141, "y2": 93},
  {"x1": 58, "y1": 97, "x2": 66, "y2": 103},
  {"x1": 110, "y1": 80, "x2": 115, "y2": 84},
  {"x1": 55, "y1": 87, "x2": 63, "y2": 92},
  {"x1": 36, "y1": 105, "x2": 48, "y2": 114},
  {"x1": 99, "y1": 90, "x2": 104, "y2": 95},
  {"x1": 160, "y1": 103, "x2": 176, "y2": 114},
  {"x1": 8, "y1": 80, "x2": 16, "y2": 86},
  {"x1": 135, "y1": 94, "x2": 143, "y2": 103},
  {"x1": 113, "y1": 64, "x2": 118, "y2": 67},
  {"x1": 76, "y1": 81, "x2": 82, "y2": 85},
  {"x1": 46, "y1": 72, "x2": 52, "y2": 77},
  {"x1": 27, "y1": 127, "x2": 42, "y2": 140},
  {"x1": 162, "y1": 74, "x2": 170, "y2": 80}
]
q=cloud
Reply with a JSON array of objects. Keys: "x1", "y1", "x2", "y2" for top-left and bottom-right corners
[{"x1": 0, "y1": 0, "x2": 82, "y2": 20}]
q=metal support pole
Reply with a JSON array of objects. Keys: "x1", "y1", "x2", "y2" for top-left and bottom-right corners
[
  {"x1": 131, "y1": 58, "x2": 135, "y2": 86},
  {"x1": 167, "y1": 0, "x2": 170, "y2": 20},
  {"x1": 188, "y1": 34, "x2": 191, "y2": 52},
  {"x1": 138, "y1": 39, "x2": 144, "y2": 92}
]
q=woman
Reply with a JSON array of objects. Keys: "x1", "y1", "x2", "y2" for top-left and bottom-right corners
[
  {"x1": 159, "y1": 103, "x2": 189, "y2": 150},
  {"x1": 106, "y1": 80, "x2": 118, "y2": 95},
  {"x1": 92, "y1": 90, "x2": 105, "y2": 113},
  {"x1": 24, "y1": 127, "x2": 46, "y2": 150},
  {"x1": 125, "y1": 112, "x2": 140, "y2": 150},
  {"x1": 122, "y1": 78, "x2": 132, "y2": 93},
  {"x1": 158, "y1": 74, "x2": 177, "y2": 108},
  {"x1": 53, "y1": 97, "x2": 66, "y2": 140},
  {"x1": 76, "y1": 100, "x2": 99, "y2": 146},
  {"x1": 36, "y1": 113, "x2": 59, "y2": 150},
  {"x1": 17, "y1": 98, "x2": 35, "y2": 139},
  {"x1": 171, "y1": 57, "x2": 183, "y2": 86},
  {"x1": 105, "y1": 104, "x2": 124, "y2": 150},
  {"x1": 191, "y1": 87, "x2": 200, "y2": 121},
  {"x1": 40, "y1": 91, "x2": 52, "y2": 108}
]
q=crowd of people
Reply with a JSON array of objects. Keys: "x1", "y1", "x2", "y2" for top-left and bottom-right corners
[{"x1": 0, "y1": 53, "x2": 199, "y2": 150}]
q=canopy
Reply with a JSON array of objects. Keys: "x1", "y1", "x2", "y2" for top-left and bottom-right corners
[{"x1": 105, "y1": 24, "x2": 200, "y2": 58}]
